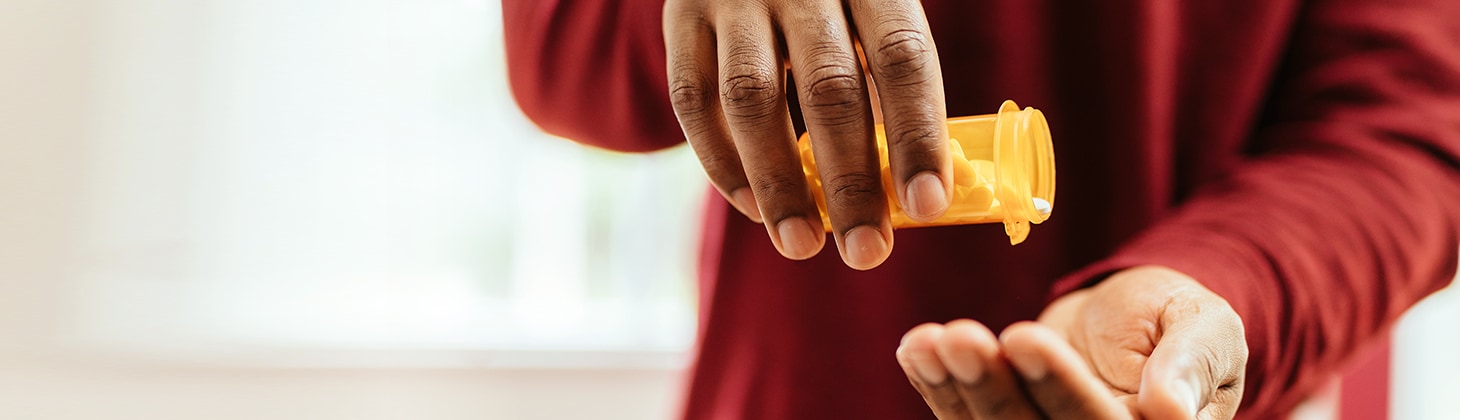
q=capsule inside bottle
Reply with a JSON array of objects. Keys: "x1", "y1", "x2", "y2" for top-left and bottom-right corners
[{"x1": 796, "y1": 100, "x2": 1055, "y2": 244}]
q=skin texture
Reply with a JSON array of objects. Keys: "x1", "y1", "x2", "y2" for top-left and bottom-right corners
[
  {"x1": 896, "y1": 266, "x2": 1249, "y2": 419},
  {"x1": 663, "y1": 0, "x2": 953, "y2": 270}
]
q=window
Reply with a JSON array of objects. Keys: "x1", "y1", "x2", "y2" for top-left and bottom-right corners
[{"x1": 71, "y1": 0, "x2": 702, "y2": 367}]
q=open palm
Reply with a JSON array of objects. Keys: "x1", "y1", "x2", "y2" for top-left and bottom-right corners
[{"x1": 897, "y1": 266, "x2": 1248, "y2": 419}]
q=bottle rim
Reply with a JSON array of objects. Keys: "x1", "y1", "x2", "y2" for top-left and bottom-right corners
[{"x1": 992, "y1": 100, "x2": 1056, "y2": 243}]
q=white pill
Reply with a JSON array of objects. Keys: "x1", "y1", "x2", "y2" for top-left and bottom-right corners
[{"x1": 1033, "y1": 197, "x2": 1051, "y2": 216}]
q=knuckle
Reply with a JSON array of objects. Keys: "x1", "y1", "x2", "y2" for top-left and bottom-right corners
[
  {"x1": 720, "y1": 71, "x2": 779, "y2": 117},
  {"x1": 719, "y1": 51, "x2": 780, "y2": 118},
  {"x1": 749, "y1": 171, "x2": 806, "y2": 203},
  {"x1": 805, "y1": 72, "x2": 861, "y2": 106},
  {"x1": 886, "y1": 123, "x2": 943, "y2": 152},
  {"x1": 824, "y1": 171, "x2": 883, "y2": 209},
  {"x1": 800, "y1": 59, "x2": 865, "y2": 126},
  {"x1": 874, "y1": 28, "x2": 934, "y2": 85},
  {"x1": 669, "y1": 73, "x2": 716, "y2": 118}
]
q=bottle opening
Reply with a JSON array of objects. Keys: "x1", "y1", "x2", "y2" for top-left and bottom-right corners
[
  {"x1": 1022, "y1": 107, "x2": 1055, "y2": 224},
  {"x1": 992, "y1": 100, "x2": 1056, "y2": 244}
]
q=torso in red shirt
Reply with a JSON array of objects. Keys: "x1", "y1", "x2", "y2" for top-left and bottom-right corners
[{"x1": 503, "y1": 0, "x2": 1460, "y2": 418}]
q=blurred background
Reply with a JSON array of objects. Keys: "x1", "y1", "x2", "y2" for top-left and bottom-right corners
[{"x1": 0, "y1": 0, "x2": 1456, "y2": 419}]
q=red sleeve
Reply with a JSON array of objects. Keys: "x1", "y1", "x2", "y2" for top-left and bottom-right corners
[
  {"x1": 1055, "y1": 0, "x2": 1460, "y2": 417},
  {"x1": 502, "y1": 0, "x2": 682, "y2": 152}
]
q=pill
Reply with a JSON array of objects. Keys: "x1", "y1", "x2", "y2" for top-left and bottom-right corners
[
  {"x1": 961, "y1": 184, "x2": 995, "y2": 210},
  {"x1": 952, "y1": 156, "x2": 977, "y2": 188},
  {"x1": 1033, "y1": 197, "x2": 1051, "y2": 216}
]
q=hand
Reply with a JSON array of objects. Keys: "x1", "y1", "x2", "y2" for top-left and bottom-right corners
[
  {"x1": 663, "y1": 0, "x2": 952, "y2": 270},
  {"x1": 895, "y1": 266, "x2": 1249, "y2": 419}
]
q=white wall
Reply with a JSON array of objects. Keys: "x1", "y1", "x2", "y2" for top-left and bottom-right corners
[
  {"x1": 1393, "y1": 282, "x2": 1460, "y2": 419},
  {"x1": 0, "y1": 1, "x2": 688, "y2": 419}
]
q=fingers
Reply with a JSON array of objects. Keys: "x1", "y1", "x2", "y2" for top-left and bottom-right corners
[
  {"x1": 714, "y1": 14, "x2": 828, "y2": 260},
  {"x1": 899, "y1": 320, "x2": 1044, "y2": 420},
  {"x1": 1138, "y1": 290, "x2": 1248, "y2": 420},
  {"x1": 1000, "y1": 322, "x2": 1135, "y2": 420},
  {"x1": 667, "y1": 5, "x2": 830, "y2": 260},
  {"x1": 668, "y1": 0, "x2": 948, "y2": 267},
  {"x1": 896, "y1": 323, "x2": 972, "y2": 420},
  {"x1": 664, "y1": 6, "x2": 762, "y2": 223},
  {"x1": 665, "y1": 1, "x2": 826, "y2": 258},
  {"x1": 848, "y1": 0, "x2": 951, "y2": 222},
  {"x1": 935, "y1": 320, "x2": 1043, "y2": 420},
  {"x1": 780, "y1": 3, "x2": 891, "y2": 270}
]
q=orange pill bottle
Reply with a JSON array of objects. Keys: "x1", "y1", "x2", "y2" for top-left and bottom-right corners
[{"x1": 797, "y1": 100, "x2": 1055, "y2": 245}]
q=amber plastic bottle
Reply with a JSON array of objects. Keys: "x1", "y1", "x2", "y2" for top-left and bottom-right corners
[{"x1": 796, "y1": 100, "x2": 1055, "y2": 245}]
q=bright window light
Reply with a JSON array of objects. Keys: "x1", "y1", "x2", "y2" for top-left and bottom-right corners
[{"x1": 69, "y1": 0, "x2": 703, "y2": 366}]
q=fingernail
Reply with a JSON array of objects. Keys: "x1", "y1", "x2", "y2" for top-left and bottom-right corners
[
  {"x1": 904, "y1": 172, "x2": 948, "y2": 221},
  {"x1": 909, "y1": 351, "x2": 948, "y2": 384},
  {"x1": 1173, "y1": 378, "x2": 1200, "y2": 417},
  {"x1": 894, "y1": 346, "x2": 919, "y2": 380},
  {"x1": 731, "y1": 188, "x2": 762, "y2": 223},
  {"x1": 775, "y1": 217, "x2": 821, "y2": 259},
  {"x1": 842, "y1": 226, "x2": 889, "y2": 270},
  {"x1": 941, "y1": 329, "x2": 984, "y2": 384},
  {"x1": 1005, "y1": 348, "x2": 1048, "y2": 381},
  {"x1": 944, "y1": 356, "x2": 983, "y2": 385}
]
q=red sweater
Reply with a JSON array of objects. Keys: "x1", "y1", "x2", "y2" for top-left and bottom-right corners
[{"x1": 504, "y1": 0, "x2": 1460, "y2": 418}]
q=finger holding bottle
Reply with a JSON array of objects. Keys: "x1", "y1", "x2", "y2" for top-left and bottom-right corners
[{"x1": 664, "y1": 0, "x2": 950, "y2": 270}]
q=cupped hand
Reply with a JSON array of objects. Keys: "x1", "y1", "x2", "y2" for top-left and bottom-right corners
[
  {"x1": 895, "y1": 266, "x2": 1249, "y2": 419},
  {"x1": 663, "y1": 0, "x2": 952, "y2": 270}
]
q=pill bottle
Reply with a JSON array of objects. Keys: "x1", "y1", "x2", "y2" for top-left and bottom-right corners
[{"x1": 797, "y1": 100, "x2": 1055, "y2": 245}]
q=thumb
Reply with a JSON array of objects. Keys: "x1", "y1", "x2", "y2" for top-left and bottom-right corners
[{"x1": 1137, "y1": 294, "x2": 1248, "y2": 420}]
